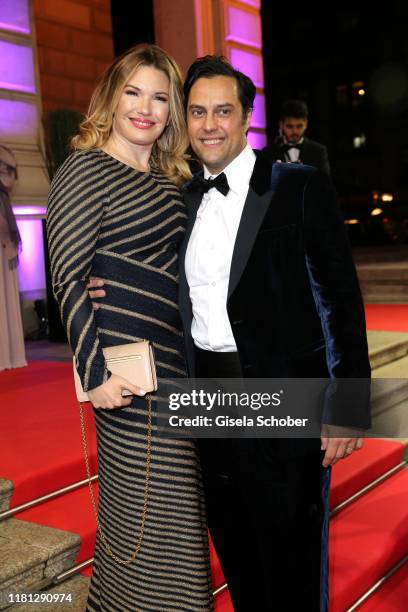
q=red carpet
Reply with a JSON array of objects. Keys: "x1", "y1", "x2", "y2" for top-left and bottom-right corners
[
  {"x1": 330, "y1": 469, "x2": 408, "y2": 612},
  {"x1": 2, "y1": 361, "x2": 408, "y2": 611},
  {"x1": 358, "y1": 561, "x2": 408, "y2": 611},
  {"x1": 0, "y1": 361, "x2": 97, "y2": 507},
  {"x1": 213, "y1": 589, "x2": 234, "y2": 612},
  {"x1": 0, "y1": 361, "x2": 232, "y2": 609},
  {"x1": 210, "y1": 537, "x2": 226, "y2": 592},
  {"x1": 365, "y1": 304, "x2": 408, "y2": 332},
  {"x1": 330, "y1": 438, "x2": 405, "y2": 509}
]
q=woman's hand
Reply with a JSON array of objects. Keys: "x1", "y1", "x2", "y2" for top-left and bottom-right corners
[
  {"x1": 87, "y1": 373, "x2": 146, "y2": 409},
  {"x1": 85, "y1": 279, "x2": 146, "y2": 409}
]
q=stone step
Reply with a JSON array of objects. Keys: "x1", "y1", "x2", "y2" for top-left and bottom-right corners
[
  {"x1": 0, "y1": 481, "x2": 13, "y2": 514},
  {"x1": 356, "y1": 262, "x2": 408, "y2": 303},
  {"x1": 361, "y1": 285, "x2": 408, "y2": 304},
  {"x1": 372, "y1": 395, "x2": 408, "y2": 439},
  {"x1": 368, "y1": 331, "x2": 408, "y2": 369},
  {"x1": 358, "y1": 263, "x2": 408, "y2": 281},
  {"x1": 353, "y1": 246, "x2": 408, "y2": 265},
  {"x1": 0, "y1": 520, "x2": 80, "y2": 611},
  {"x1": 372, "y1": 353, "x2": 408, "y2": 379},
  {"x1": 371, "y1": 355, "x2": 408, "y2": 432},
  {"x1": 10, "y1": 575, "x2": 90, "y2": 611},
  {"x1": 371, "y1": 378, "x2": 408, "y2": 414}
]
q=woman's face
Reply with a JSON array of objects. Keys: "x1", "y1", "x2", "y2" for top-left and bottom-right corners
[
  {"x1": 112, "y1": 65, "x2": 170, "y2": 148},
  {"x1": 0, "y1": 148, "x2": 17, "y2": 193}
]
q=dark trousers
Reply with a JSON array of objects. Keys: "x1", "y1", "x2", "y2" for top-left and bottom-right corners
[{"x1": 195, "y1": 347, "x2": 329, "y2": 612}]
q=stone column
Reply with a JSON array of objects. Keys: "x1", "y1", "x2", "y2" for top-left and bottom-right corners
[
  {"x1": 0, "y1": 0, "x2": 49, "y2": 316},
  {"x1": 153, "y1": 0, "x2": 266, "y2": 147},
  {"x1": 0, "y1": 0, "x2": 114, "y2": 329}
]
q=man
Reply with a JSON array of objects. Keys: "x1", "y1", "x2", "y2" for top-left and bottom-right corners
[
  {"x1": 89, "y1": 57, "x2": 370, "y2": 611},
  {"x1": 263, "y1": 99, "x2": 331, "y2": 174},
  {"x1": 179, "y1": 57, "x2": 369, "y2": 612}
]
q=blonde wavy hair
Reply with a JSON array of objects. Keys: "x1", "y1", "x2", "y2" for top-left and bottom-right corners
[{"x1": 71, "y1": 44, "x2": 191, "y2": 186}]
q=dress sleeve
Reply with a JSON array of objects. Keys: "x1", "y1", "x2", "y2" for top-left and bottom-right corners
[{"x1": 46, "y1": 153, "x2": 108, "y2": 391}]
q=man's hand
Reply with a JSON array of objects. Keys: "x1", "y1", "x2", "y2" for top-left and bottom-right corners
[
  {"x1": 87, "y1": 278, "x2": 106, "y2": 310},
  {"x1": 321, "y1": 424, "x2": 364, "y2": 468},
  {"x1": 87, "y1": 374, "x2": 146, "y2": 409}
]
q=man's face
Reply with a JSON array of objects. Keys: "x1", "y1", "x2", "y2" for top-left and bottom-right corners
[
  {"x1": 279, "y1": 117, "x2": 307, "y2": 144},
  {"x1": 187, "y1": 75, "x2": 251, "y2": 175}
]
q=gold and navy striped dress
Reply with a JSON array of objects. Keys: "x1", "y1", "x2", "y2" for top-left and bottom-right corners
[{"x1": 47, "y1": 149, "x2": 212, "y2": 611}]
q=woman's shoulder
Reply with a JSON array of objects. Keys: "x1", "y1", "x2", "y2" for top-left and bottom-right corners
[
  {"x1": 52, "y1": 149, "x2": 115, "y2": 186},
  {"x1": 48, "y1": 149, "x2": 111, "y2": 209},
  {"x1": 55, "y1": 149, "x2": 103, "y2": 178}
]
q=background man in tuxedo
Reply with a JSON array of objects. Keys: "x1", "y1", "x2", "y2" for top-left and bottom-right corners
[
  {"x1": 180, "y1": 57, "x2": 370, "y2": 612},
  {"x1": 263, "y1": 98, "x2": 331, "y2": 174}
]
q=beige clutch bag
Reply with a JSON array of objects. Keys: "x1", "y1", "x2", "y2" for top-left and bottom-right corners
[{"x1": 73, "y1": 341, "x2": 157, "y2": 403}]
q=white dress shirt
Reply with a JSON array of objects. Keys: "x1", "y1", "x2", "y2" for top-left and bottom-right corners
[
  {"x1": 185, "y1": 144, "x2": 256, "y2": 352},
  {"x1": 284, "y1": 137, "x2": 304, "y2": 162}
]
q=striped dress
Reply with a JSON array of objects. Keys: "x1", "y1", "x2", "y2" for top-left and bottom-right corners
[{"x1": 47, "y1": 149, "x2": 212, "y2": 611}]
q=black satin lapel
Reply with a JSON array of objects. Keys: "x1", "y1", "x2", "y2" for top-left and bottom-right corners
[
  {"x1": 179, "y1": 189, "x2": 202, "y2": 333},
  {"x1": 227, "y1": 186, "x2": 273, "y2": 300},
  {"x1": 179, "y1": 190, "x2": 202, "y2": 266}
]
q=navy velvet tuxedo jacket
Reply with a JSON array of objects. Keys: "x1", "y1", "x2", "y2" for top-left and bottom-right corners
[{"x1": 179, "y1": 151, "x2": 370, "y2": 384}]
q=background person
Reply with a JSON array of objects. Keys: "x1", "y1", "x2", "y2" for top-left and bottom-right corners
[
  {"x1": 0, "y1": 144, "x2": 27, "y2": 371},
  {"x1": 263, "y1": 98, "x2": 331, "y2": 174}
]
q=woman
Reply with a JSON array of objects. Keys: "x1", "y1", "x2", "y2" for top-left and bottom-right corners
[
  {"x1": 0, "y1": 144, "x2": 27, "y2": 371},
  {"x1": 47, "y1": 44, "x2": 212, "y2": 611}
]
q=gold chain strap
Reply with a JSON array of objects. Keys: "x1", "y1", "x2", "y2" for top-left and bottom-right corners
[{"x1": 79, "y1": 395, "x2": 152, "y2": 565}]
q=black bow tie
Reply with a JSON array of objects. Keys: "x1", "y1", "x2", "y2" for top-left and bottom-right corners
[
  {"x1": 189, "y1": 172, "x2": 230, "y2": 197},
  {"x1": 282, "y1": 143, "x2": 301, "y2": 152}
]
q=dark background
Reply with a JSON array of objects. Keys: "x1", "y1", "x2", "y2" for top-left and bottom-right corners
[
  {"x1": 261, "y1": 3, "x2": 408, "y2": 244},
  {"x1": 111, "y1": 1, "x2": 155, "y2": 55},
  {"x1": 109, "y1": 1, "x2": 408, "y2": 245}
]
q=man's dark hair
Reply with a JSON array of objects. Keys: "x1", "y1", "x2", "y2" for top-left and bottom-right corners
[
  {"x1": 183, "y1": 55, "x2": 256, "y2": 118},
  {"x1": 280, "y1": 99, "x2": 308, "y2": 120}
]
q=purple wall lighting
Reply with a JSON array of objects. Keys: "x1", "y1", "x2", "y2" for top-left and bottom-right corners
[
  {"x1": 229, "y1": 47, "x2": 264, "y2": 88},
  {"x1": 0, "y1": 0, "x2": 31, "y2": 35},
  {"x1": 14, "y1": 206, "x2": 47, "y2": 217},
  {"x1": 15, "y1": 216, "x2": 46, "y2": 299},
  {"x1": 223, "y1": 1, "x2": 265, "y2": 143},
  {"x1": 1, "y1": 0, "x2": 45, "y2": 299},
  {"x1": 0, "y1": 41, "x2": 36, "y2": 94},
  {"x1": 247, "y1": 131, "x2": 267, "y2": 149},
  {"x1": 238, "y1": 0, "x2": 260, "y2": 6},
  {"x1": 225, "y1": 6, "x2": 262, "y2": 49},
  {"x1": 0, "y1": 99, "x2": 37, "y2": 143}
]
